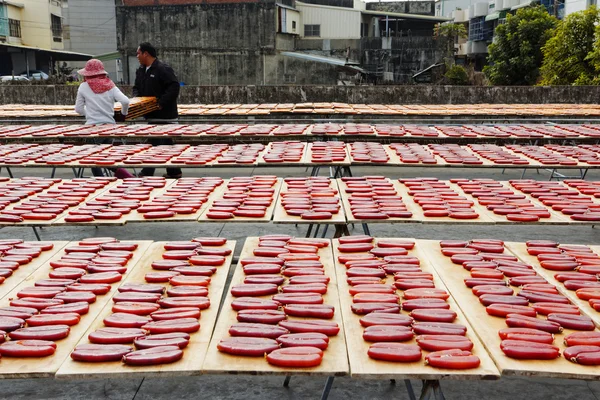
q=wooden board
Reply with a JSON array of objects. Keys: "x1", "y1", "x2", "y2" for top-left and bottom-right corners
[
  {"x1": 394, "y1": 181, "x2": 496, "y2": 225},
  {"x1": 498, "y1": 181, "x2": 586, "y2": 225},
  {"x1": 332, "y1": 238, "x2": 499, "y2": 380},
  {"x1": 454, "y1": 181, "x2": 570, "y2": 225},
  {"x1": 419, "y1": 239, "x2": 600, "y2": 380},
  {"x1": 54, "y1": 180, "x2": 177, "y2": 226},
  {"x1": 198, "y1": 179, "x2": 282, "y2": 223},
  {"x1": 56, "y1": 240, "x2": 235, "y2": 379},
  {"x1": 0, "y1": 240, "x2": 152, "y2": 379},
  {"x1": 203, "y1": 237, "x2": 349, "y2": 376},
  {"x1": 256, "y1": 142, "x2": 309, "y2": 167},
  {"x1": 272, "y1": 179, "x2": 347, "y2": 224},
  {"x1": 337, "y1": 179, "x2": 420, "y2": 224},
  {"x1": 0, "y1": 179, "x2": 119, "y2": 227},
  {"x1": 126, "y1": 181, "x2": 226, "y2": 224},
  {"x1": 507, "y1": 242, "x2": 600, "y2": 329},
  {"x1": 0, "y1": 241, "x2": 68, "y2": 301}
]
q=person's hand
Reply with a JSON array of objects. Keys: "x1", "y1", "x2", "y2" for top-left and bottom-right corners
[{"x1": 114, "y1": 112, "x2": 126, "y2": 123}]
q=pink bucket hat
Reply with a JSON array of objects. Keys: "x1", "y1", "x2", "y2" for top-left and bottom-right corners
[{"x1": 77, "y1": 59, "x2": 108, "y2": 77}]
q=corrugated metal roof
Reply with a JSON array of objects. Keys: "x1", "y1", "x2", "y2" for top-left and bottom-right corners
[
  {"x1": 0, "y1": 43, "x2": 92, "y2": 61},
  {"x1": 280, "y1": 51, "x2": 366, "y2": 73},
  {"x1": 362, "y1": 10, "x2": 451, "y2": 22}
]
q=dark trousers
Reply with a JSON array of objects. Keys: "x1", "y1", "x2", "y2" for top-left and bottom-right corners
[{"x1": 140, "y1": 137, "x2": 182, "y2": 177}]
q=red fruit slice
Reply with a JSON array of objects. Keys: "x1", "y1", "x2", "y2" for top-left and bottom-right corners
[
  {"x1": 425, "y1": 349, "x2": 481, "y2": 369},
  {"x1": 363, "y1": 325, "x2": 413, "y2": 342},
  {"x1": 169, "y1": 276, "x2": 211, "y2": 287},
  {"x1": 403, "y1": 288, "x2": 449, "y2": 300},
  {"x1": 88, "y1": 327, "x2": 146, "y2": 344},
  {"x1": 237, "y1": 309, "x2": 287, "y2": 324},
  {"x1": 79, "y1": 272, "x2": 122, "y2": 284},
  {"x1": 367, "y1": 343, "x2": 422, "y2": 362},
  {"x1": 498, "y1": 328, "x2": 554, "y2": 344},
  {"x1": 40, "y1": 301, "x2": 89, "y2": 315},
  {"x1": 231, "y1": 284, "x2": 279, "y2": 297},
  {"x1": 266, "y1": 346, "x2": 323, "y2": 367},
  {"x1": 338, "y1": 243, "x2": 374, "y2": 253},
  {"x1": 158, "y1": 296, "x2": 210, "y2": 309},
  {"x1": 277, "y1": 333, "x2": 329, "y2": 350},
  {"x1": 9, "y1": 325, "x2": 70, "y2": 341},
  {"x1": 145, "y1": 271, "x2": 180, "y2": 283},
  {"x1": 123, "y1": 346, "x2": 183, "y2": 365},
  {"x1": 412, "y1": 322, "x2": 467, "y2": 336},
  {"x1": 547, "y1": 313, "x2": 595, "y2": 331},
  {"x1": 479, "y1": 295, "x2": 529, "y2": 307},
  {"x1": 472, "y1": 285, "x2": 514, "y2": 297},
  {"x1": 410, "y1": 309, "x2": 457, "y2": 323},
  {"x1": 231, "y1": 297, "x2": 280, "y2": 311},
  {"x1": 104, "y1": 313, "x2": 152, "y2": 328},
  {"x1": 119, "y1": 284, "x2": 165, "y2": 294},
  {"x1": 402, "y1": 299, "x2": 450, "y2": 311},
  {"x1": 26, "y1": 313, "x2": 80, "y2": 327},
  {"x1": 134, "y1": 333, "x2": 191, "y2": 349},
  {"x1": 71, "y1": 344, "x2": 133, "y2": 362},
  {"x1": 500, "y1": 339, "x2": 560, "y2": 359},
  {"x1": 486, "y1": 304, "x2": 537, "y2": 318},
  {"x1": 278, "y1": 320, "x2": 340, "y2": 336},
  {"x1": 142, "y1": 318, "x2": 200, "y2": 334},
  {"x1": 0, "y1": 316, "x2": 25, "y2": 332},
  {"x1": 229, "y1": 322, "x2": 289, "y2": 339},
  {"x1": 351, "y1": 302, "x2": 401, "y2": 314},
  {"x1": 416, "y1": 335, "x2": 474, "y2": 351},
  {"x1": 283, "y1": 304, "x2": 335, "y2": 319},
  {"x1": 505, "y1": 314, "x2": 562, "y2": 333},
  {"x1": 0, "y1": 307, "x2": 37, "y2": 319},
  {"x1": 564, "y1": 332, "x2": 600, "y2": 347},
  {"x1": 112, "y1": 302, "x2": 161, "y2": 316},
  {"x1": 272, "y1": 293, "x2": 323, "y2": 305},
  {"x1": 217, "y1": 337, "x2": 280, "y2": 356},
  {"x1": 166, "y1": 286, "x2": 209, "y2": 297},
  {"x1": 10, "y1": 298, "x2": 64, "y2": 311},
  {"x1": 55, "y1": 291, "x2": 97, "y2": 304},
  {"x1": 359, "y1": 313, "x2": 413, "y2": 327},
  {"x1": 0, "y1": 340, "x2": 57, "y2": 357},
  {"x1": 150, "y1": 307, "x2": 202, "y2": 321},
  {"x1": 113, "y1": 292, "x2": 162, "y2": 303},
  {"x1": 532, "y1": 303, "x2": 581, "y2": 316},
  {"x1": 563, "y1": 345, "x2": 600, "y2": 365},
  {"x1": 244, "y1": 275, "x2": 286, "y2": 285}
]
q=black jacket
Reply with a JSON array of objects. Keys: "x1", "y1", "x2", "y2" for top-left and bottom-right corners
[{"x1": 132, "y1": 59, "x2": 180, "y2": 120}]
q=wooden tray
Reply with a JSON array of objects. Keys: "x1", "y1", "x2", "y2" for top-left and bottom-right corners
[
  {"x1": 272, "y1": 179, "x2": 346, "y2": 224},
  {"x1": 198, "y1": 179, "x2": 282, "y2": 223},
  {"x1": 56, "y1": 240, "x2": 235, "y2": 379},
  {"x1": 332, "y1": 238, "x2": 499, "y2": 380},
  {"x1": 0, "y1": 240, "x2": 152, "y2": 379},
  {"x1": 0, "y1": 241, "x2": 68, "y2": 301},
  {"x1": 202, "y1": 237, "x2": 349, "y2": 376},
  {"x1": 420, "y1": 239, "x2": 600, "y2": 380}
]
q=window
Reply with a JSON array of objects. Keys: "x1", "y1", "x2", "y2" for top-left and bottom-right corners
[
  {"x1": 8, "y1": 19, "x2": 20, "y2": 38},
  {"x1": 292, "y1": 21, "x2": 296, "y2": 32},
  {"x1": 304, "y1": 24, "x2": 320, "y2": 37},
  {"x1": 51, "y1": 14, "x2": 62, "y2": 42}
]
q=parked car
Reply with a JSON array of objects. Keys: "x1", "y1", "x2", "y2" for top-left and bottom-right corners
[
  {"x1": 18, "y1": 70, "x2": 49, "y2": 80},
  {"x1": 1, "y1": 75, "x2": 30, "y2": 82}
]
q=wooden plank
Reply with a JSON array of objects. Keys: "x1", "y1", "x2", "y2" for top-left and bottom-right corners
[
  {"x1": 56, "y1": 240, "x2": 235, "y2": 379},
  {"x1": 0, "y1": 179, "x2": 119, "y2": 227},
  {"x1": 332, "y1": 238, "x2": 499, "y2": 380},
  {"x1": 198, "y1": 179, "x2": 281, "y2": 223},
  {"x1": 454, "y1": 181, "x2": 570, "y2": 225},
  {"x1": 337, "y1": 179, "x2": 420, "y2": 225},
  {"x1": 256, "y1": 142, "x2": 309, "y2": 167},
  {"x1": 420, "y1": 239, "x2": 600, "y2": 380},
  {"x1": 126, "y1": 180, "x2": 226, "y2": 224},
  {"x1": 272, "y1": 179, "x2": 347, "y2": 224},
  {"x1": 0, "y1": 240, "x2": 152, "y2": 379},
  {"x1": 54, "y1": 180, "x2": 177, "y2": 226},
  {"x1": 0, "y1": 241, "x2": 68, "y2": 301},
  {"x1": 499, "y1": 181, "x2": 581, "y2": 225},
  {"x1": 507, "y1": 242, "x2": 600, "y2": 329},
  {"x1": 394, "y1": 181, "x2": 496, "y2": 225},
  {"x1": 203, "y1": 237, "x2": 349, "y2": 376}
]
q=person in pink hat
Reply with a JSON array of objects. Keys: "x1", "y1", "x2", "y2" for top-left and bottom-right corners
[{"x1": 75, "y1": 59, "x2": 134, "y2": 179}]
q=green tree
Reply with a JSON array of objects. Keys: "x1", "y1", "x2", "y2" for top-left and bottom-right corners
[
  {"x1": 582, "y1": 24, "x2": 600, "y2": 85},
  {"x1": 483, "y1": 6, "x2": 557, "y2": 85},
  {"x1": 445, "y1": 64, "x2": 469, "y2": 85},
  {"x1": 435, "y1": 23, "x2": 467, "y2": 65},
  {"x1": 539, "y1": 6, "x2": 600, "y2": 85}
]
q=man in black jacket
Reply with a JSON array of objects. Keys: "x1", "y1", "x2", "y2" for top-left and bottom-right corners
[{"x1": 133, "y1": 42, "x2": 182, "y2": 178}]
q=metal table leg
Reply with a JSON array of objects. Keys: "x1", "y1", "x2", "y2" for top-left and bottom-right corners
[
  {"x1": 6, "y1": 167, "x2": 13, "y2": 178},
  {"x1": 50, "y1": 167, "x2": 56, "y2": 178},
  {"x1": 31, "y1": 226, "x2": 41, "y2": 241},
  {"x1": 333, "y1": 224, "x2": 350, "y2": 238},
  {"x1": 320, "y1": 376, "x2": 335, "y2": 400},
  {"x1": 313, "y1": 224, "x2": 321, "y2": 238},
  {"x1": 306, "y1": 224, "x2": 314, "y2": 238},
  {"x1": 362, "y1": 223, "x2": 371, "y2": 236},
  {"x1": 321, "y1": 224, "x2": 329, "y2": 238},
  {"x1": 418, "y1": 380, "x2": 445, "y2": 400},
  {"x1": 283, "y1": 376, "x2": 291, "y2": 387},
  {"x1": 404, "y1": 379, "x2": 417, "y2": 400}
]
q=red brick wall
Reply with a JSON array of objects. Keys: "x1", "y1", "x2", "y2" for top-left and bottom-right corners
[{"x1": 122, "y1": 0, "x2": 259, "y2": 5}]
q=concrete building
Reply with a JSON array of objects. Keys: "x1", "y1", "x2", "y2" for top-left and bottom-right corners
[
  {"x1": 115, "y1": 0, "x2": 448, "y2": 85},
  {"x1": 61, "y1": 0, "x2": 120, "y2": 81},
  {"x1": 0, "y1": 0, "x2": 90, "y2": 77}
]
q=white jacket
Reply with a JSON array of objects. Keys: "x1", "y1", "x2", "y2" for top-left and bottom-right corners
[{"x1": 75, "y1": 82, "x2": 130, "y2": 125}]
